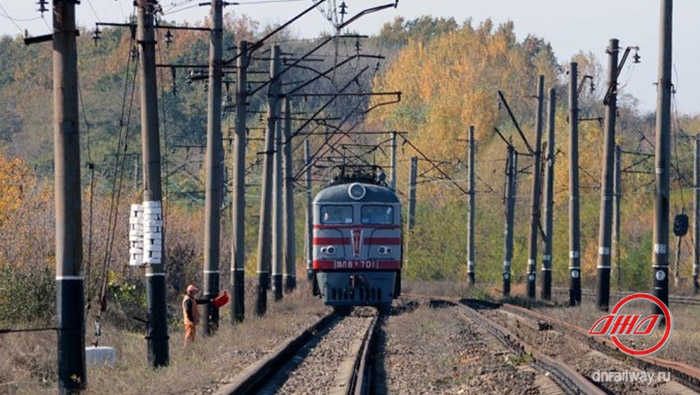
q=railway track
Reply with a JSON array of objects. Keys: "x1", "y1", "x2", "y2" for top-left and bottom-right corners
[
  {"x1": 214, "y1": 308, "x2": 383, "y2": 395},
  {"x1": 458, "y1": 299, "x2": 607, "y2": 395},
  {"x1": 211, "y1": 294, "x2": 700, "y2": 394},
  {"x1": 501, "y1": 302, "x2": 700, "y2": 394},
  {"x1": 552, "y1": 287, "x2": 700, "y2": 306}
]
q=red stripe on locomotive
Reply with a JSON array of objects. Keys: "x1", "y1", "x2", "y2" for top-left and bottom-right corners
[
  {"x1": 313, "y1": 224, "x2": 400, "y2": 230},
  {"x1": 363, "y1": 237, "x2": 401, "y2": 245},
  {"x1": 313, "y1": 237, "x2": 348, "y2": 244},
  {"x1": 312, "y1": 236, "x2": 401, "y2": 245}
]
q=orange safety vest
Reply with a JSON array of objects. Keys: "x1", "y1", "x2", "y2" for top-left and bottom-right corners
[{"x1": 182, "y1": 294, "x2": 200, "y2": 326}]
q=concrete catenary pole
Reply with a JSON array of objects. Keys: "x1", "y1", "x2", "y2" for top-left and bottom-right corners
[
  {"x1": 203, "y1": 0, "x2": 223, "y2": 334},
  {"x1": 526, "y1": 75, "x2": 545, "y2": 299},
  {"x1": 407, "y1": 157, "x2": 418, "y2": 230},
  {"x1": 597, "y1": 38, "x2": 620, "y2": 311},
  {"x1": 283, "y1": 97, "x2": 297, "y2": 292},
  {"x1": 231, "y1": 40, "x2": 249, "y2": 323},
  {"x1": 390, "y1": 131, "x2": 397, "y2": 190},
  {"x1": 54, "y1": 1, "x2": 86, "y2": 392},
  {"x1": 613, "y1": 145, "x2": 622, "y2": 290},
  {"x1": 467, "y1": 126, "x2": 476, "y2": 285},
  {"x1": 568, "y1": 63, "x2": 582, "y2": 306},
  {"x1": 694, "y1": 136, "x2": 700, "y2": 293},
  {"x1": 272, "y1": 89, "x2": 284, "y2": 301},
  {"x1": 256, "y1": 45, "x2": 281, "y2": 315},
  {"x1": 137, "y1": 0, "x2": 169, "y2": 366},
  {"x1": 541, "y1": 88, "x2": 556, "y2": 301},
  {"x1": 653, "y1": 0, "x2": 672, "y2": 312},
  {"x1": 305, "y1": 140, "x2": 315, "y2": 292},
  {"x1": 405, "y1": 156, "x2": 418, "y2": 267},
  {"x1": 503, "y1": 147, "x2": 518, "y2": 296}
]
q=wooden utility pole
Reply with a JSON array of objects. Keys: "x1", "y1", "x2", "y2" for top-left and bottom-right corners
[
  {"x1": 54, "y1": 0, "x2": 87, "y2": 392},
  {"x1": 203, "y1": 0, "x2": 223, "y2": 334},
  {"x1": 653, "y1": 0, "x2": 672, "y2": 313},
  {"x1": 283, "y1": 97, "x2": 297, "y2": 292},
  {"x1": 541, "y1": 88, "x2": 556, "y2": 301},
  {"x1": 526, "y1": 75, "x2": 545, "y2": 299},
  {"x1": 256, "y1": 45, "x2": 281, "y2": 315},
  {"x1": 568, "y1": 63, "x2": 582, "y2": 306},
  {"x1": 231, "y1": 40, "x2": 249, "y2": 323},
  {"x1": 137, "y1": 0, "x2": 169, "y2": 367},
  {"x1": 467, "y1": 126, "x2": 475, "y2": 285}
]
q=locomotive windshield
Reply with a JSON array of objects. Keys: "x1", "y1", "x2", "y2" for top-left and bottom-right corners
[
  {"x1": 320, "y1": 205, "x2": 353, "y2": 224},
  {"x1": 360, "y1": 205, "x2": 393, "y2": 225}
]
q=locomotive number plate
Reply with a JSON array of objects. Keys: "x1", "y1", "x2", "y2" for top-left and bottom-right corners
[{"x1": 333, "y1": 260, "x2": 378, "y2": 269}]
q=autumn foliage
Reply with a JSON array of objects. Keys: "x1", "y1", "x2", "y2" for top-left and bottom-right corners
[
  {"x1": 369, "y1": 17, "x2": 698, "y2": 291},
  {"x1": 371, "y1": 20, "x2": 558, "y2": 199},
  {"x1": 1, "y1": 14, "x2": 699, "y2": 332}
]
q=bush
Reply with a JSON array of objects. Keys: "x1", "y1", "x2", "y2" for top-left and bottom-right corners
[{"x1": 0, "y1": 264, "x2": 55, "y2": 326}]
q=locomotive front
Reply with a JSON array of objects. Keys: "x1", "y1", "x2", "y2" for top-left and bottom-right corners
[{"x1": 312, "y1": 179, "x2": 402, "y2": 308}]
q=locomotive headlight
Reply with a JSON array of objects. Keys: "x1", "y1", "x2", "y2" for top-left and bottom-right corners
[
  {"x1": 378, "y1": 246, "x2": 391, "y2": 255},
  {"x1": 348, "y1": 183, "x2": 366, "y2": 200},
  {"x1": 326, "y1": 246, "x2": 336, "y2": 255}
]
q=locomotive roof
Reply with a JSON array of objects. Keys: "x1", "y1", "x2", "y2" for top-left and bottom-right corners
[{"x1": 314, "y1": 182, "x2": 399, "y2": 204}]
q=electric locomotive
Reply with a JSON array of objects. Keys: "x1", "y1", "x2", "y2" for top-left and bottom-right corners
[{"x1": 311, "y1": 165, "x2": 402, "y2": 308}]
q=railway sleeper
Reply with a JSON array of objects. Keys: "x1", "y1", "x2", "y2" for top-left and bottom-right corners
[{"x1": 459, "y1": 303, "x2": 606, "y2": 395}]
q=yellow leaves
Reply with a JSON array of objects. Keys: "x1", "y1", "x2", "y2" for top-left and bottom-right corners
[
  {"x1": 370, "y1": 19, "x2": 559, "y2": 205},
  {"x1": 0, "y1": 155, "x2": 35, "y2": 224}
]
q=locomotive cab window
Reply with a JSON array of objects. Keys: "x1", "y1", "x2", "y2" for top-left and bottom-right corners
[
  {"x1": 361, "y1": 205, "x2": 393, "y2": 225},
  {"x1": 321, "y1": 205, "x2": 353, "y2": 224}
]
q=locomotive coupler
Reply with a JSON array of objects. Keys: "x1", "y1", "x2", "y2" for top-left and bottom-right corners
[{"x1": 349, "y1": 274, "x2": 365, "y2": 288}]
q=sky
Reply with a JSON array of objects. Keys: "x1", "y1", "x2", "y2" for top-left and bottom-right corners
[{"x1": 1, "y1": 0, "x2": 698, "y2": 115}]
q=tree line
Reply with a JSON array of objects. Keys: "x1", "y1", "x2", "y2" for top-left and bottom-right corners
[{"x1": 1, "y1": 14, "x2": 700, "y2": 326}]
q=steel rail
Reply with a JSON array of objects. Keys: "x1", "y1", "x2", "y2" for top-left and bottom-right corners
[
  {"x1": 459, "y1": 299, "x2": 607, "y2": 395},
  {"x1": 503, "y1": 302, "x2": 700, "y2": 393}
]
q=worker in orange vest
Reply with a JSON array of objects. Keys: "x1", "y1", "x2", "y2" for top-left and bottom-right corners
[{"x1": 182, "y1": 284, "x2": 202, "y2": 346}]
